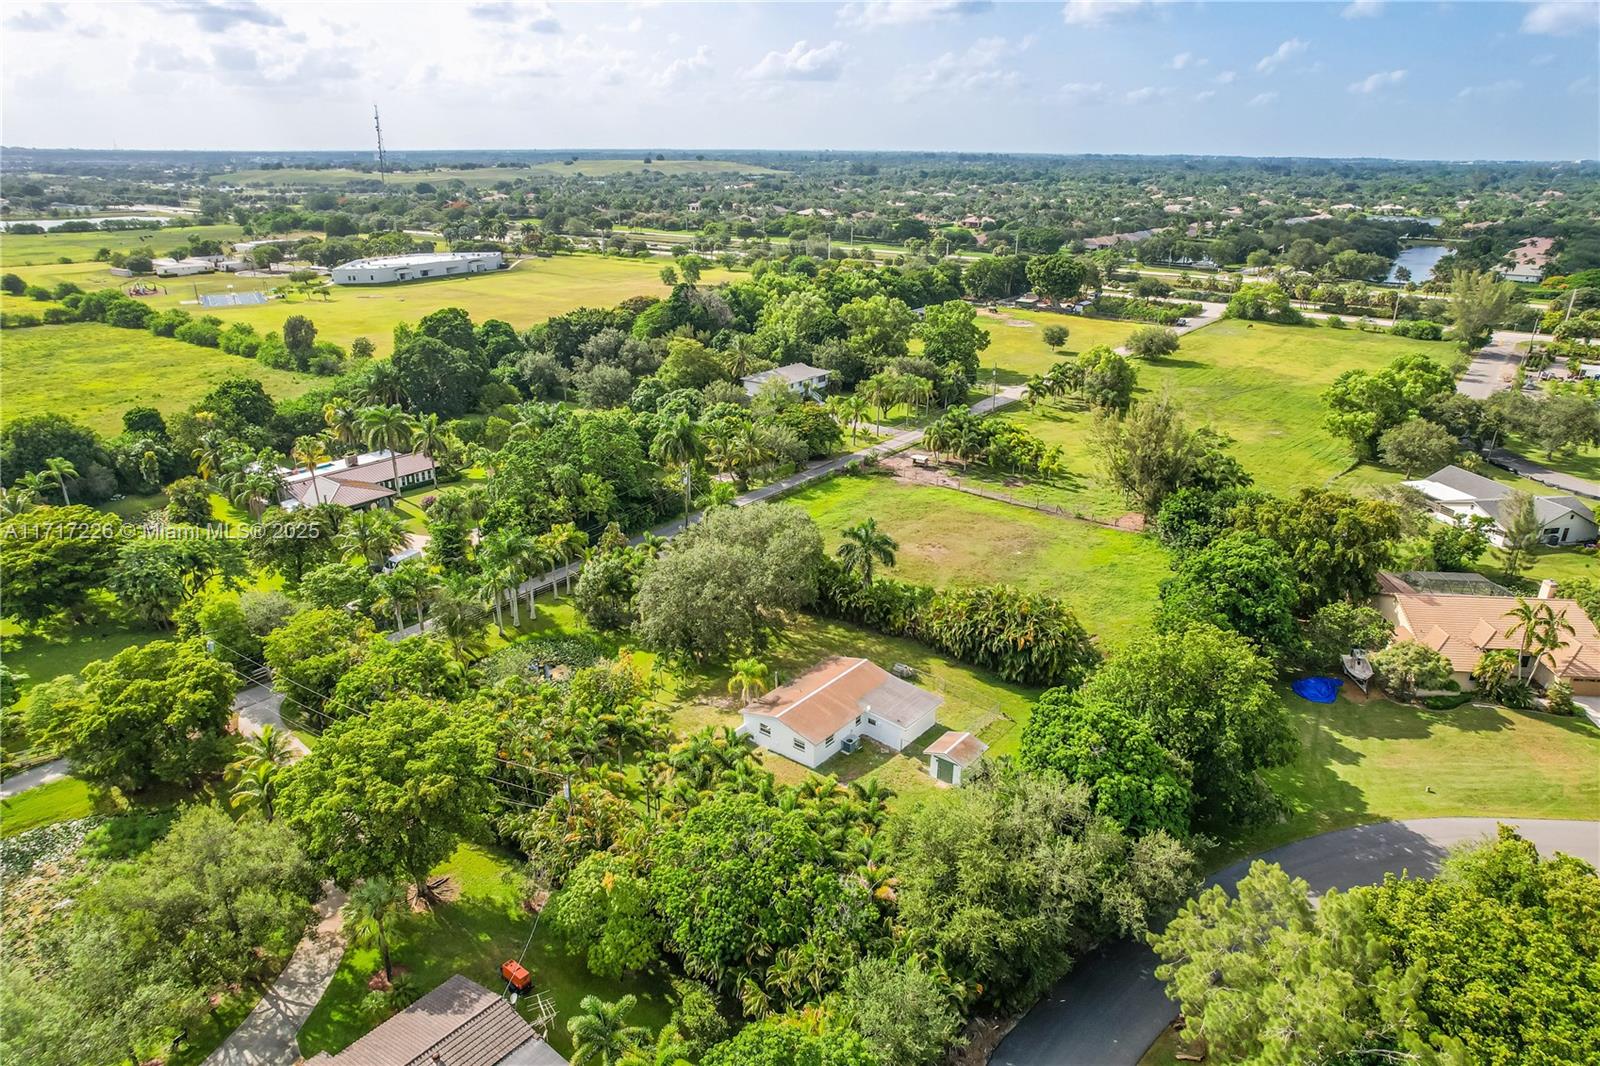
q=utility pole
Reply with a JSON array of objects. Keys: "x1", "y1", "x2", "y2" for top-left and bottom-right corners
[{"x1": 373, "y1": 104, "x2": 388, "y2": 185}]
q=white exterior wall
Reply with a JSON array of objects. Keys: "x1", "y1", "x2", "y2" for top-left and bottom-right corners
[
  {"x1": 740, "y1": 704, "x2": 935, "y2": 768},
  {"x1": 1424, "y1": 503, "x2": 1596, "y2": 548},
  {"x1": 332, "y1": 252, "x2": 503, "y2": 286}
]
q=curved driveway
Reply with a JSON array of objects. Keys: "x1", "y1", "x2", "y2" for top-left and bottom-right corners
[{"x1": 992, "y1": 818, "x2": 1600, "y2": 1066}]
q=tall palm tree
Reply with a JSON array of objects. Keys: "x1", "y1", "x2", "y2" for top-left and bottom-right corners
[
  {"x1": 344, "y1": 876, "x2": 409, "y2": 981},
  {"x1": 411, "y1": 413, "x2": 447, "y2": 487},
  {"x1": 192, "y1": 431, "x2": 229, "y2": 484},
  {"x1": 727, "y1": 658, "x2": 771, "y2": 704},
  {"x1": 359, "y1": 404, "x2": 418, "y2": 493},
  {"x1": 1534, "y1": 602, "x2": 1577, "y2": 679},
  {"x1": 1504, "y1": 597, "x2": 1540, "y2": 681},
  {"x1": 41, "y1": 457, "x2": 77, "y2": 505},
  {"x1": 836, "y1": 518, "x2": 898, "y2": 583},
  {"x1": 338, "y1": 507, "x2": 407, "y2": 569},
  {"x1": 229, "y1": 762, "x2": 281, "y2": 821},
  {"x1": 322, "y1": 397, "x2": 361, "y2": 451},
  {"x1": 567, "y1": 994, "x2": 649, "y2": 1066},
  {"x1": 546, "y1": 521, "x2": 589, "y2": 595},
  {"x1": 650, "y1": 414, "x2": 703, "y2": 532},
  {"x1": 293, "y1": 435, "x2": 329, "y2": 505},
  {"x1": 232, "y1": 724, "x2": 294, "y2": 774},
  {"x1": 430, "y1": 573, "x2": 490, "y2": 662}
]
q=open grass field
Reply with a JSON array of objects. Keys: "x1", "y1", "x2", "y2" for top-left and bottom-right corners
[
  {"x1": 3, "y1": 616, "x2": 164, "y2": 692},
  {"x1": 0, "y1": 223, "x2": 246, "y2": 266},
  {"x1": 219, "y1": 160, "x2": 781, "y2": 188},
  {"x1": 0, "y1": 778, "x2": 98, "y2": 836},
  {"x1": 1, "y1": 322, "x2": 322, "y2": 433},
  {"x1": 782, "y1": 472, "x2": 1169, "y2": 647},
  {"x1": 665, "y1": 611, "x2": 1041, "y2": 798},
  {"x1": 538, "y1": 158, "x2": 784, "y2": 177},
  {"x1": 299, "y1": 843, "x2": 675, "y2": 1061},
  {"x1": 1223, "y1": 692, "x2": 1600, "y2": 861},
  {"x1": 978, "y1": 307, "x2": 1141, "y2": 381}
]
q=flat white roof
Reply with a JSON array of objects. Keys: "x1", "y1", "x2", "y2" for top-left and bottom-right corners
[{"x1": 334, "y1": 251, "x2": 501, "y2": 270}]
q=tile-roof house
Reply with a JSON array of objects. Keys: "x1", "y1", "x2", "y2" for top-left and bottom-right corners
[
  {"x1": 1401, "y1": 465, "x2": 1596, "y2": 548},
  {"x1": 1374, "y1": 572, "x2": 1600, "y2": 694},
  {"x1": 305, "y1": 974, "x2": 567, "y2": 1066},
  {"x1": 281, "y1": 449, "x2": 437, "y2": 512},
  {"x1": 738, "y1": 657, "x2": 942, "y2": 769}
]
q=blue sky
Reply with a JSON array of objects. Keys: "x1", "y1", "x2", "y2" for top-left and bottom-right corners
[{"x1": 3, "y1": 1, "x2": 1596, "y2": 159}]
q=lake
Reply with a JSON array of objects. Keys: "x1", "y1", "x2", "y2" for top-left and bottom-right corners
[{"x1": 1388, "y1": 243, "x2": 1449, "y2": 284}]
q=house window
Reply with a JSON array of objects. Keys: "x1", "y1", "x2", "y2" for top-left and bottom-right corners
[
  {"x1": 792, "y1": 738, "x2": 806, "y2": 752},
  {"x1": 867, "y1": 716, "x2": 877, "y2": 726},
  {"x1": 758, "y1": 723, "x2": 771, "y2": 736},
  {"x1": 825, "y1": 734, "x2": 835, "y2": 747},
  {"x1": 854, "y1": 715, "x2": 861, "y2": 724}
]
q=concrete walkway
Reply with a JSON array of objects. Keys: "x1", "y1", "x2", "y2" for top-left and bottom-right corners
[
  {"x1": 992, "y1": 817, "x2": 1600, "y2": 1066},
  {"x1": 203, "y1": 885, "x2": 348, "y2": 1066},
  {"x1": 0, "y1": 758, "x2": 71, "y2": 799}
]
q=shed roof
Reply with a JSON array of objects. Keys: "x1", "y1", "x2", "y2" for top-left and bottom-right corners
[
  {"x1": 925, "y1": 730, "x2": 987, "y2": 767},
  {"x1": 743, "y1": 657, "x2": 942, "y2": 744},
  {"x1": 742, "y1": 363, "x2": 830, "y2": 387},
  {"x1": 304, "y1": 974, "x2": 566, "y2": 1066}
]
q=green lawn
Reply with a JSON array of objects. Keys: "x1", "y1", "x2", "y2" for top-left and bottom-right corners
[
  {"x1": 1221, "y1": 693, "x2": 1600, "y2": 862},
  {"x1": 0, "y1": 223, "x2": 245, "y2": 266},
  {"x1": 1, "y1": 322, "x2": 322, "y2": 434},
  {"x1": 782, "y1": 471, "x2": 1169, "y2": 647},
  {"x1": 978, "y1": 307, "x2": 1141, "y2": 382},
  {"x1": 0, "y1": 777, "x2": 98, "y2": 835},
  {"x1": 666, "y1": 611, "x2": 1041, "y2": 799},
  {"x1": 299, "y1": 843, "x2": 675, "y2": 1061},
  {"x1": 3, "y1": 618, "x2": 163, "y2": 691}
]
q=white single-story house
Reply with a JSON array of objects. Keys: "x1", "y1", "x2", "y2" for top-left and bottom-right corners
[
  {"x1": 737, "y1": 657, "x2": 942, "y2": 769},
  {"x1": 331, "y1": 251, "x2": 503, "y2": 286},
  {"x1": 924, "y1": 730, "x2": 987, "y2": 786},
  {"x1": 1402, "y1": 464, "x2": 1597, "y2": 547},
  {"x1": 153, "y1": 256, "x2": 218, "y2": 277},
  {"x1": 279, "y1": 449, "x2": 436, "y2": 511},
  {"x1": 741, "y1": 363, "x2": 831, "y2": 401},
  {"x1": 1374, "y1": 571, "x2": 1600, "y2": 694}
]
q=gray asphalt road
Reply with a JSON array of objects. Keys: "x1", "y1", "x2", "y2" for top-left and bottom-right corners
[
  {"x1": 0, "y1": 758, "x2": 70, "y2": 799},
  {"x1": 1457, "y1": 345, "x2": 1522, "y2": 400},
  {"x1": 1485, "y1": 447, "x2": 1600, "y2": 499},
  {"x1": 991, "y1": 818, "x2": 1600, "y2": 1066}
]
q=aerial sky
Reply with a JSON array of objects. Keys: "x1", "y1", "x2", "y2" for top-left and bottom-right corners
[{"x1": 3, "y1": 0, "x2": 1597, "y2": 160}]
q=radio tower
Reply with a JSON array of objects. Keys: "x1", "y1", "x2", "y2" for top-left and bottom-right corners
[{"x1": 373, "y1": 104, "x2": 388, "y2": 185}]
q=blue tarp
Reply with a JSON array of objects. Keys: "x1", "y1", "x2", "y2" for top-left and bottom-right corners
[{"x1": 1292, "y1": 676, "x2": 1344, "y2": 703}]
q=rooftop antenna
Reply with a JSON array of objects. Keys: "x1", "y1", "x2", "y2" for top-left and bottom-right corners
[{"x1": 373, "y1": 104, "x2": 388, "y2": 185}]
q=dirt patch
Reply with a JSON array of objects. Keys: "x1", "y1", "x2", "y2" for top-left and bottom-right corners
[
  {"x1": 949, "y1": 1013, "x2": 1018, "y2": 1066},
  {"x1": 1111, "y1": 512, "x2": 1147, "y2": 532}
]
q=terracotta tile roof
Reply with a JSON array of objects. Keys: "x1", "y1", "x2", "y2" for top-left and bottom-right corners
[
  {"x1": 304, "y1": 974, "x2": 565, "y2": 1066},
  {"x1": 924, "y1": 730, "x2": 987, "y2": 766},
  {"x1": 1383, "y1": 583, "x2": 1600, "y2": 680},
  {"x1": 743, "y1": 657, "x2": 943, "y2": 744},
  {"x1": 309, "y1": 452, "x2": 437, "y2": 485},
  {"x1": 288, "y1": 476, "x2": 395, "y2": 508}
]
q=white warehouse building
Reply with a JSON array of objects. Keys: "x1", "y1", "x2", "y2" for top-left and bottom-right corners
[{"x1": 331, "y1": 251, "x2": 503, "y2": 285}]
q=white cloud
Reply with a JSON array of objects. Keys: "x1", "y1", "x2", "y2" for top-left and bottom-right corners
[
  {"x1": 1255, "y1": 37, "x2": 1307, "y2": 74},
  {"x1": 1341, "y1": 0, "x2": 1384, "y2": 18},
  {"x1": 894, "y1": 36, "x2": 1021, "y2": 98},
  {"x1": 837, "y1": 0, "x2": 992, "y2": 28},
  {"x1": 4, "y1": 3, "x2": 67, "y2": 31},
  {"x1": 1457, "y1": 79, "x2": 1522, "y2": 98},
  {"x1": 1214, "y1": 69, "x2": 1237, "y2": 84},
  {"x1": 746, "y1": 39, "x2": 847, "y2": 81},
  {"x1": 1123, "y1": 85, "x2": 1170, "y2": 104},
  {"x1": 1193, "y1": 89, "x2": 1216, "y2": 102},
  {"x1": 1348, "y1": 68, "x2": 1406, "y2": 94},
  {"x1": 656, "y1": 45, "x2": 712, "y2": 88},
  {"x1": 1169, "y1": 51, "x2": 1192, "y2": 69},
  {"x1": 1061, "y1": 0, "x2": 1146, "y2": 28},
  {"x1": 1570, "y1": 74, "x2": 1597, "y2": 96},
  {"x1": 1249, "y1": 90, "x2": 1278, "y2": 106},
  {"x1": 467, "y1": 2, "x2": 559, "y2": 32},
  {"x1": 1521, "y1": 1, "x2": 1600, "y2": 36},
  {"x1": 170, "y1": 1, "x2": 282, "y2": 33},
  {"x1": 1059, "y1": 80, "x2": 1111, "y2": 104}
]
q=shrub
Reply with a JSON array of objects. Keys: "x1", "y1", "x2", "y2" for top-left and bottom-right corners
[
  {"x1": 1390, "y1": 319, "x2": 1444, "y2": 340},
  {"x1": 1125, "y1": 326, "x2": 1181, "y2": 359},
  {"x1": 1370, "y1": 639, "x2": 1454, "y2": 701},
  {"x1": 1544, "y1": 680, "x2": 1577, "y2": 716}
]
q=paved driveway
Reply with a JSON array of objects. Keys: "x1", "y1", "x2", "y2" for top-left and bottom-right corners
[
  {"x1": 1484, "y1": 447, "x2": 1600, "y2": 499},
  {"x1": 0, "y1": 758, "x2": 71, "y2": 799},
  {"x1": 1457, "y1": 345, "x2": 1522, "y2": 399},
  {"x1": 991, "y1": 818, "x2": 1600, "y2": 1066}
]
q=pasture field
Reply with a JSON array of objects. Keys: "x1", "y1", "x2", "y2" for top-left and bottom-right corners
[
  {"x1": 978, "y1": 307, "x2": 1141, "y2": 380},
  {"x1": 781, "y1": 471, "x2": 1169, "y2": 647},
  {"x1": 1, "y1": 322, "x2": 322, "y2": 433},
  {"x1": 219, "y1": 159, "x2": 781, "y2": 188},
  {"x1": 0, "y1": 223, "x2": 246, "y2": 266}
]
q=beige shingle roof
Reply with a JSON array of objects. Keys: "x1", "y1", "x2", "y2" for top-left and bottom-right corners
[
  {"x1": 1385, "y1": 585, "x2": 1600, "y2": 680},
  {"x1": 925, "y1": 730, "x2": 987, "y2": 766}
]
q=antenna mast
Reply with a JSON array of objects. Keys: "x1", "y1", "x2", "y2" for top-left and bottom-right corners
[{"x1": 373, "y1": 104, "x2": 388, "y2": 185}]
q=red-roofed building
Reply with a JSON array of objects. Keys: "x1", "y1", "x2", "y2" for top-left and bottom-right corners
[{"x1": 280, "y1": 449, "x2": 436, "y2": 512}]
